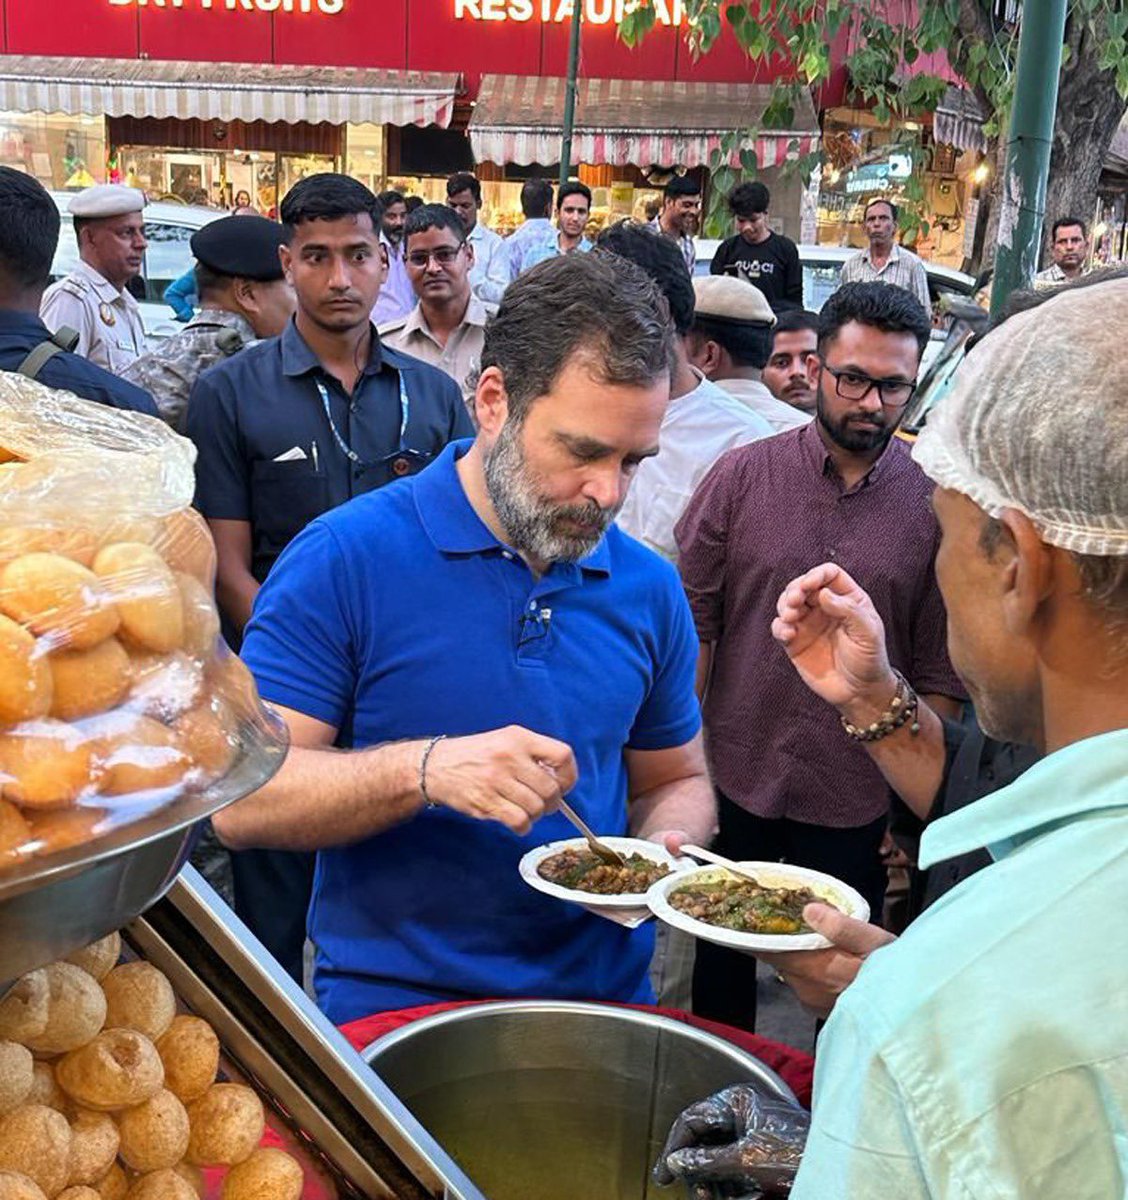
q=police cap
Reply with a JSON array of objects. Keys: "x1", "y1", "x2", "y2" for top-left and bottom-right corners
[
  {"x1": 68, "y1": 184, "x2": 145, "y2": 219},
  {"x1": 191, "y1": 215, "x2": 287, "y2": 281},
  {"x1": 692, "y1": 274, "x2": 777, "y2": 328}
]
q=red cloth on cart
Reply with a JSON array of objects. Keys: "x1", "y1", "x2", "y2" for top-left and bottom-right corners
[{"x1": 340, "y1": 1000, "x2": 815, "y2": 1109}]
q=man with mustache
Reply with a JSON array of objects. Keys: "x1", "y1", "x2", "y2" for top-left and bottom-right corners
[
  {"x1": 213, "y1": 251, "x2": 717, "y2": 1020},
  {"x1": 675, "y1": 281, "x2": 966, "y2": 1031},
  {"x1": 187, "y1": 173, "x2": 472, "y2": 983}
]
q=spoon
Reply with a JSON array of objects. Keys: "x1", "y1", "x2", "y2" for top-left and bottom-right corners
[
  {"x1": 679, "y1": 844, "x2": 768, "y2": 886},
  {"x1": 556, "y1": 796, "x2": 627, "y2": 867}
]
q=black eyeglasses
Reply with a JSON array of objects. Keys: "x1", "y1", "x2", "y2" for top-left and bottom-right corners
[
  {"x1": 406, "y1": 244, "x2": 465, "y2": 269},
  {"x1": 820, "y1": 363, "x2": 916, "y2": 408}
]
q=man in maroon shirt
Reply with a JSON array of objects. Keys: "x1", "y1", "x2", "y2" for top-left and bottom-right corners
[{"x1": 675, "y1": 281, "x2": 965, "y2": 1030}]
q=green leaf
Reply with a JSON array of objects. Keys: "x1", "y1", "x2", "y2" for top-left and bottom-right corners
[{"x1": 740, "y1": 147, "x2": 759, "y2": 171}]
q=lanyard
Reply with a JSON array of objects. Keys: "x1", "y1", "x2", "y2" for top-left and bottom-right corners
[{"x1": 313, "y1": 371, "x2": 410, "y2": 469}]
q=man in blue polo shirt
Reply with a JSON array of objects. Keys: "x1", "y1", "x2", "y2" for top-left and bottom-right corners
[
  {"x1": 188, "y1": 173, "x2": 472, "y2": 985},
  {"x1": 214, "y1": 252, "x2": 718, "y2": 1021}
]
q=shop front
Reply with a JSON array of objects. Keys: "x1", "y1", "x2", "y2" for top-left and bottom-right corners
[{"x1": 0, "y1": 0, "x2": 817, "y2": 232}]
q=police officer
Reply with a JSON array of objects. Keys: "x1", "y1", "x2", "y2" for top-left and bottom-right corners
[
  {"x1": 41, "y1": 183, "x2": 149, "y2": 374},
  {"x1": 0, "y1": 167, "x2": 156, "y2": 414},
  {"x1": 124, "y1": 215, "x2": 296, "y2": 430},
  {"x1": 188, "y1": 173, "x2": 473, "y2": 984}
]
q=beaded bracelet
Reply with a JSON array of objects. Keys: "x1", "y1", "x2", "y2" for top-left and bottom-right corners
[
  {"x1": 419, "y1": 734, "x2": 447, "y2": 808},
  {"x1": 840, "y1": 672, "x2": 921, "y2": 743}
]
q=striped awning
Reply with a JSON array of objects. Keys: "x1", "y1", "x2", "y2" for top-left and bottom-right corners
[
  {"x1": 469, "y1": 76, "x2": 819, "y2": 170},
  {"x1": 933, "y1": 85, "x2": 988, "y2": 153},
  {"x1": 0, "y1": 56, "x2": 459, "y2": 128}
]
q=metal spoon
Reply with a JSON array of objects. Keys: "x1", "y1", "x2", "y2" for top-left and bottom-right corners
[
  {"x1": 556, "y1": 796, "x2": 627, "y2": 867},
  {"x1": 679, "y1": 844, "x2": 767, "y2": 886}
]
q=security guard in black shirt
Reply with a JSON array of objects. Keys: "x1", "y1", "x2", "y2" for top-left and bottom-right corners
[
  {"x1": 187, "y1": 173, "x2": 472, "y2": 983},
  {"x1": 0, "y1": 167, "x2": 158, "y2": 415}
]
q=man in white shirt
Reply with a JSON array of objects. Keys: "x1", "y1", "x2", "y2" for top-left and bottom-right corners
[
  {"x1": 380, "y1": 203, "x2": 495, "y2": 409},
  {"x1": 370, "y1": 189, "x2": 415, "y2": 325},
  {"x1": 505, "y1": 179, "x2": 556, "y2": 282},
  {"x1": 838, "y1": 197, "x2": 931, "y2": 315},
  {"x1": 1034, "y1": 216, "x2": 1090, "y2": 287},
  {"x1": 447, "y1": 172, "x2": 508, "y2": 305},
  {"x1": 687, "y1": 275, "x2": 810, "y2": 434},
  {"x1": 600, "y1": 222, "x2": 773, "y2": 561}
]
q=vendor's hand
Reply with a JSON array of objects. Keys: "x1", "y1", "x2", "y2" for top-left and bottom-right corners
[
  {"x1": 770, "y1": 564, "x2": 898, "y2": 717},
  {"x1": 423, "y1": 725, "x2": 576, "y2": 835},
  {"x1": 653, "y1": 1084, "x2": 809, "y2": 1198},
  {"x1": 758, "y1": 903, "x2": 896, "y2": 1019}
]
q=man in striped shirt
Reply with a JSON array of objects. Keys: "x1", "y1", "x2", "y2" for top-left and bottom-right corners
[{"x1": 838, "y1": 198, "x2": 931, "y2": 315}]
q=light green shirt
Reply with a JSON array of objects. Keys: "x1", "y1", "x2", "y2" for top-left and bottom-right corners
[{"x1": 794, "y1": 729, "x2": 1128, "y2": 1199}]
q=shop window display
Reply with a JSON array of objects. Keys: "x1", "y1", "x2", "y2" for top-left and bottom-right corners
[{"x1": 0, "y1": 111, "x2": 106, "y2": 191}]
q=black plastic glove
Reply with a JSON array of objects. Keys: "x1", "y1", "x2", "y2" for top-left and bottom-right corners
[{"x1": 652, "y1": 1084, "x2": 810, "y2": 1198}]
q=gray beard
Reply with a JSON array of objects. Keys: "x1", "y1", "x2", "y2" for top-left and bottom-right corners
[{"x1": 483, "y1": 420, "x2": 617, "y2": 564}]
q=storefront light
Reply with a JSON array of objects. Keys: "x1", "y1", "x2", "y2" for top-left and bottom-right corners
[{"x1": 971, "y1": 161, "x2": 990, "y2": 186}]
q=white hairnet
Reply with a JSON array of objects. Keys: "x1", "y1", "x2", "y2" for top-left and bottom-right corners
[{"x1": 913, "y1": 277, "x2": 1128, "y2": 557}]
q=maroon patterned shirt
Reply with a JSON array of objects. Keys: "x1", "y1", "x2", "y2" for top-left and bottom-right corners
[{"x1": 675, "y1": 422, "x2": 965, "y2": 828}]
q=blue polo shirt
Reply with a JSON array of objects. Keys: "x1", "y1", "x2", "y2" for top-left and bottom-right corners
[
  {"x1": 241, "y1": 439, "x2": 702, "y2": 1021},
  {"x1": 187, "y1": 318, "x2": 473, "y2": 583},
  {"x1": 0, "y1": 310, "x2": 157, "y2": 416}
]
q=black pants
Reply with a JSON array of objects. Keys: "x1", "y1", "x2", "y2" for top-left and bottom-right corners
[
  {"x1": 691, "y1": 796, "x2": 888, "y2": 1032},
  {"x1": 230, "y1": 848, "x2": 316, "y2": 985}
]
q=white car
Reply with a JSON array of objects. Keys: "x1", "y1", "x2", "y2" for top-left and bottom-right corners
[
  {"x1": 50, "y1": 193, "x2": 223, "y2": 345},
  {"x1": 694, "y1": 238, "x2": 979, "y2": 375}
]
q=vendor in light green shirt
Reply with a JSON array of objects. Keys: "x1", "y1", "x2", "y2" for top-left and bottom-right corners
[{"x1": 657, "y1": 275, "x2": 1128, "y2": 1198}]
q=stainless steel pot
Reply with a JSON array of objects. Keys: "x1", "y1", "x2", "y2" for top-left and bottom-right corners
[{"x1": 364, "y1": 1000, "x2": 797, "y2": 1200}]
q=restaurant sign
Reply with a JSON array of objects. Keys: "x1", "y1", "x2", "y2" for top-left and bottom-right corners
[
  {"x1": 107, "y1": 0, "x2": 344, "y2": 11},
  {"x1": 453, "y1": 0, "x2": 685, "y2": 24}
]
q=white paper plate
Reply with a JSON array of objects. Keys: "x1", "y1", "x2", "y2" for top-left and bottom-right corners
[
  {"x1": 646, "y1": 861, "x2": 870, "y2": 953},
  {"x1": 519, "y1": 837, "x2": 689, "y2": 911}
]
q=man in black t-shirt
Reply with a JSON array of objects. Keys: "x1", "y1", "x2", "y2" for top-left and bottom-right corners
[{"x1": 709, "y1": 181, "x2": 803, "y2": 312}]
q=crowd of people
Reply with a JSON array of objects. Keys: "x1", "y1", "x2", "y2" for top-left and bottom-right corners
[{"x1": 2, "y1": 157, "x2": 1124, "y2": 1197}]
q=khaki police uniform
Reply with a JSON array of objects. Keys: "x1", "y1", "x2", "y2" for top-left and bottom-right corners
[{"x1": 41, "y1": 260, "x2": 147, "y2": 374}]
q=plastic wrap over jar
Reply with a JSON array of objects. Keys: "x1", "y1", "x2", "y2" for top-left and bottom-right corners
[{"x1": 0, "y1": 372, "x2": 285, "y2": 872}]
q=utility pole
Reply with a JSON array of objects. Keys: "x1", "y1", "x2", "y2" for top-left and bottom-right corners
[
  {"x1": 989, "y1": 0, "x2": 1069, "y2": 317},
  {"x1": 559, "y1": 0, "x2": 583, "y2": 187}
]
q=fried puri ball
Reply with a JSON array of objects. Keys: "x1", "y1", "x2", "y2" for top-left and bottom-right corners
[
  {"x1": 0, "y1": 1042, "x2": 33, "y2": 1116},
  {"x1": 122, "y1": 1171, "x2": 196, "y2": 1200},
  {"x1": 172, "y1": 704, "x2": 235, "y2": 779},
  {"x1": 0, "y1": 970, "x2": 50, "y2": 1043},
  {"x1": 0, "y1": 800, "x2": 31, "y2": 865},
  {"x1": 26, "y1": 1063, "x2": 66, "y2": 1112},
  {"x1": 116, "y1": 1087, "x2": 189, "y2": 1173},
  {"x1": 0, "y1": 554, "x2": 119, "y2": 652},
  {"x1": 169, "y1": 1163, "x2": 202, "y2": 1197},
  {"x1": 49, "y1": 641, "x2": 132, "y2": 723},
  {"x1": 155, "y1": 1016, "x2": 219, "y2": 1105},
  {"x1": 0, "y1": 615, "x2": 52, "y2": 725},
  {"x1": 0, "y1": 1103, "x2": 73, "y2": 1197},
  {"x1": 101, "y1": 964, "x2": 175, "y2": 1043},
  {"x1": 0, "y1": 1173, "x2": 47, "y2": 1200},
  {"x1": 55, "y1": 1029, "x2": 163, "y2": 1112},
  {"x1": 63, "y1": 933, "x2": 121, "y2": 983},
  {"x1": 91, "y1": 1164, "x2": 127, "y2": 1200},
  {"x1": 25, "y1": 808, "x2": 106, "y2": 859},
  {"x1": 91, "y1": 545, "x2": 183, "y2": 656},
  {"x1": 220, "y1": 1148, "x2": 304, "y2": 1200},
  {"x1": 174, "y1": 575, "x2": 219, "y2": 662},
  {"x1": 185, "y1": 1083, "x2": 264, "y2": 1167},
  {"x1": 66, "y1": 1110, "x2": 119, "y2": 1187},
  {"x1": 20, "y1": 963, "x2": 107, "y2": 1057},
  {"x1": 125, "y1": 652, "x2": 203, "y2": 724},
  {"x1": 58, "y1": 1189, "x2": 102, "y2": 1200},
  {"x1": 0, "y1": 721, "x2": 97, "y2": 810},
  {"x1": 158, "y1": 510, "x2": 215, "y2": 587},
  {"x1": 0, "y1": 526, "x2": 97, "y2": 570},
  {"x1": 85, "y1": 714, "x2": 190, "y2": 797}
]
